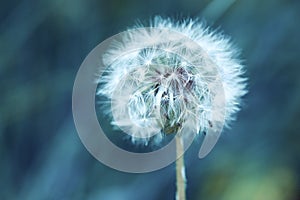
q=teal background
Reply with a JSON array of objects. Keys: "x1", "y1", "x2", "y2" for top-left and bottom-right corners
[{"x1": 1, "y1": 0, "x2": 300, "y2": 199}]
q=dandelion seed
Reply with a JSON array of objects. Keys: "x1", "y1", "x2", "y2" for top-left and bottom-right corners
[{"x1": 97, "y1": 16, "x2": 247, "y2": 145}]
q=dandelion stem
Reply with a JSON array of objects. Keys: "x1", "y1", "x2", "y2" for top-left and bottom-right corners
[{"x1": 176, "y1": 136, "x2": 186, "y2": 200}]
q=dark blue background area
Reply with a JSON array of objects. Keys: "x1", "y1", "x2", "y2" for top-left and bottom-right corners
[{"x1": 1, "y1": 0, "x2": 299, "y2": 199}]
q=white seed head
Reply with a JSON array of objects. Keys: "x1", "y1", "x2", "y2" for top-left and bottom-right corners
[{"x1": 97, "y1": 16, "x2": 247, "y2": 145}]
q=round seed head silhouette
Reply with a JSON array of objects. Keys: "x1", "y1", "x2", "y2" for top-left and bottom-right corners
[{"x1": 72, "y1": 16, "x2": 247, "y2": 173}]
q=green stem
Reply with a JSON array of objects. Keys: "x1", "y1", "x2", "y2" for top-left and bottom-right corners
[{"x1": 176, "y1": 136, "x2": 186, "y2": 200}]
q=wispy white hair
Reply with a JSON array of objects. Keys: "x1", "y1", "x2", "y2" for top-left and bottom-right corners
[{"x1": 97, "y1": 16, "x2": 247, "y2": 145}]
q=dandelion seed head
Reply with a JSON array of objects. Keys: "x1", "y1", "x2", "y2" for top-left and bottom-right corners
[{"x1": 97, "y1": 16, "x2": 247, "y2": 145}]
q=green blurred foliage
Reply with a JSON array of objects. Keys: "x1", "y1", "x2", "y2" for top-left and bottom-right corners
[{"x1": 0, "y1": 0, "x2": 299, "y2": 199}]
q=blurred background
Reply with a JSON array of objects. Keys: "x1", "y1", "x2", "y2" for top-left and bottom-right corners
[{"x1": 1, "y1": 0, "x2": 300, "y2": 199}]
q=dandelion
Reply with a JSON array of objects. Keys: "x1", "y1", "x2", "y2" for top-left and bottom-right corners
[{"x1": 96, "y1": 16, "x2": 247, "y2": 200}]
